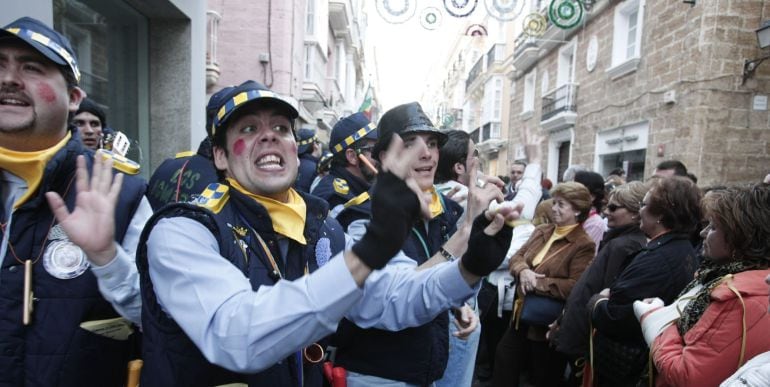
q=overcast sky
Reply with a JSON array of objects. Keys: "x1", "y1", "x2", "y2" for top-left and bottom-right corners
[{"x1": 363, "y1": 2, "x2": 468, "y2": 112}]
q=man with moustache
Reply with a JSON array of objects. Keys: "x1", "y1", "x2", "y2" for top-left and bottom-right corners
[
  {"x1": 0, "y1": 17, "x2": 150, "y2": 386},
  {"x1": 136, "y1": 82, "x2": 518, "y2": 386}
]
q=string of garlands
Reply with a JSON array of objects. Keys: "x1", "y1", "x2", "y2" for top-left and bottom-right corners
[{"x1": 375, "y1": 0, "x2": 589, "y2": 30}]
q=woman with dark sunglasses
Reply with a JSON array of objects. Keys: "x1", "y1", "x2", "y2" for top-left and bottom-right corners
[{"x1": 549, "y1": 181, "x2": 650, "y2": 386}]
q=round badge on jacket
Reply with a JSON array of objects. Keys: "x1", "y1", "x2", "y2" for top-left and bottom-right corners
[{"x1": 43, "y1": 225, "x2": 89, "y2": 279}]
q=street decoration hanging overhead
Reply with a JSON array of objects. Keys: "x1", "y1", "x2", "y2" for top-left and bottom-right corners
[
  {"x1": 484, "y1": 0, "x2": 525, "y2": 21},
  {"x1": 420, "y1": 7, "x2": 443, "y2": 30},
  {"x1": 548, "y1": 0, "x2": 584, "y2": 29},
  {"x1": 522, "y1": 13, "x2": 547, "y2": 37},
  {"x1": 375, "y1": 0, "x2": 418, "y2": 24},
  {"x1": 443, "y1": 0, "x2": 478, "y2": 18},
  {"x1": 465, "y1": 24, "x2": 488, "y2": 36}
]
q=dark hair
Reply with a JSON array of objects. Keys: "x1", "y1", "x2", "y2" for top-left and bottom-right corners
[
  {"x1": 655, "y1": 160, "x2": 688, "y2": 177},
  {"x1": 435, "y1": 130, "x2": 471, "y2": 183},
  {"x1": 511, "y1": 160, "x2": 527, "y2": 170},
  {"x1": 702, "y1": 184, "x2": 770, "y2": 261},
  {"x1": 646, "y1": 176, "x2": 703, "y2": 234},
  {"x1": 608, "y1": 167, "x2": 625, "y2": 177},
  {"x1": 574, "y1": 170, "x2": 606, "y2": 212}
]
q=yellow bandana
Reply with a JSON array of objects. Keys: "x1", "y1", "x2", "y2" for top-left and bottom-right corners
[
  {"x1": 531, "y1": 224, "x2": 579, "y2": 267},
  {"x1": 226, "y1": 177, "x2": 308, "y2": 245},
  {"x1": 0, "y1": 132, "x2": 71, "y2": 209},
  {"x1": 427, "y1": 187, "x2": 444, "y2": 219}
]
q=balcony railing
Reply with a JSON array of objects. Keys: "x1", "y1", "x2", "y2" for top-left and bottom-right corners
[
  {"x1": 465, "y1": 56, "x2": 484, "y2": 90},
  {"x1": 486, "y1": 43, "x2": 505, "y2": 69},
  {"x1": 541, "y1": 83, "x2": 578, "y2": 121}
]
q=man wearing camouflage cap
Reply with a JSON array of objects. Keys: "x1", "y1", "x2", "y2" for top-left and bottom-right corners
[{"x1": 0, "y1": 16, "x2": 151, "y2": 386}]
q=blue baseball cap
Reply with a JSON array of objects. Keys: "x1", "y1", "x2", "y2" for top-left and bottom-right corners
[
  {"x1": 1, "y1": 17, "x2": 81, "y2": 83},
  {"x1": 296, "y1": 128, "x2": 318, "y2": 155},
  {"x1": 206, "y1": 80, "x2": 299, "y2": 138},
  {"x1": 329, "y1": 112, "x2": 378, "y2": 156}
]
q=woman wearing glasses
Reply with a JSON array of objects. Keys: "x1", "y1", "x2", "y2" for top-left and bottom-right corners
[
  {"x1": 550, "y1": 181, "x2": 650, "y2": 386},
  {"x1": 588, "y1": 176, "x2": 702, "y2": 386}
]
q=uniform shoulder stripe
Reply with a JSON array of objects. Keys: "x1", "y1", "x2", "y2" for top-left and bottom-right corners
[{"x1": 193, "y1": 183, "x2": 229, "y2": 213}]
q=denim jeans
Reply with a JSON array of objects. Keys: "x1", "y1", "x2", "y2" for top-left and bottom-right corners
[{"x1": 434, "y1": 310, "x2": 481, "y2": 387}]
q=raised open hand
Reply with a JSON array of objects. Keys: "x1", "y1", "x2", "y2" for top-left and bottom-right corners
[{"x1": 45, "y1": 153, "x2": 123, "y2": 266}]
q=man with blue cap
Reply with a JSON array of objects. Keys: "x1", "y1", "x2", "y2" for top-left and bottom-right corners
[
  {"x1": 136, "y1": 81, "x2": 516, "y2": 386},
  {"x1": 311, "y1": 112, "x2": 378, "y2": 225},
  {"x1": 294, "y1": 127, "x2": 322, "y2": 193},
  {"x1": 0, "y1": 16, "x2": 151, "y2": 386}
]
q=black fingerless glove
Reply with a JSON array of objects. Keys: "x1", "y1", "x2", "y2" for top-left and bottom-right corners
[
  {"x1": 352, "y1": 171, "x2": 420, "y2": 270},
  {"x1": 461, "y1": 213, "x2": 513, "y2": 276}
]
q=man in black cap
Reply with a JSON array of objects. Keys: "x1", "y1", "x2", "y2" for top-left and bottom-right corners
[
  {"x1": 332, "y1": 102, "x2": 516, "y2": 386},
  {"x1": 0, "y1": 16, "x2": 150, "y2": 386},
  {"x1": 294, "y1": 127, "x2": 322, "y2": 193},
  {"x1": 71, "y1": 97, "x2": 107, "y2": 150},
  {"x1": 136, "y1": 82, "x2": 516, "y2": 386},
  {"x1": 311, "y1": 112, "x2": 378, "y2": 226}
]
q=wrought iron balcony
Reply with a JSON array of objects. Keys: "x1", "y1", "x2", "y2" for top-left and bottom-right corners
[
  {"x1": 465, "y1": 56, "x2": 484, "y2": 91},
  {"x1": 541, "y1": 83, "x2": 578, "y2": 121}
]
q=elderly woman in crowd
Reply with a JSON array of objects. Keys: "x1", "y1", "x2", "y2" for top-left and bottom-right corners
[
  {"x1": 493, "y1": 182, "x2": 596, "y2": 387},
  {"x1": 551, "y1": 181, "x2": 649, "y2": 386},
  {"x1": 589, "y1": 176, "x2": 702, "y2": 386},
  {"x1": 640, "y1": 184, "x2": 770, "y2": 386}
]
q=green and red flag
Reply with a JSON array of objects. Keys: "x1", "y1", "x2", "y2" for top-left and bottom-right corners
[{"x1": 358, "y1": 85, "x2": 373, "y2": 120}]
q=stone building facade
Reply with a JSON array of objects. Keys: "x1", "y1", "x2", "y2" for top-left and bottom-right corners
[{"x1": 509, "y1": 0, "x2": 770, "y2": 185}]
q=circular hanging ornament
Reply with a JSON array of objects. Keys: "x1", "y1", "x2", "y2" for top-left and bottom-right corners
[
  {"x1": 549, "y1": 0, "x2": 584, "y2": 30},
  {"x1": 420, "y1": 7, "x2": 443, "y2": 30},
  {"x1": 443, "y1": 0, "x2": 478, "y2": 18},
  {"x1": 375, "y1": 0, "x2": 417, "y2": 24},
  {"x1": 522, "y1": 12, "x2": 547, "y2": 37},
  {"x1": 484, "y1": 0, "x2": 525, "y2": 22},
  {"x1": 465, "y1": 23, "x2": 488, "y2": 36}
]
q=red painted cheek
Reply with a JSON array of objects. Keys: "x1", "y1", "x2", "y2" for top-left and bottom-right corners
[
  {"x1": 233, "y1": 139, "x2": 246, "y2": 156},
  {"x1": 37, "y1": 83, "x2": 57, "y2": 104}
]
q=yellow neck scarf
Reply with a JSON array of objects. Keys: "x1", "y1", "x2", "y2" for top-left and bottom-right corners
[
  {"x1": 531, "y1": 223, "x2": 579, "y2": 267},
  {"x1": 0, "y1": 133, "x2": 71, "y2": 209},
  {"x1": 226, "y1": 177, "x2": 307, "y2": 244},
  {"x1": 427, "y1": 187, "x2": 444, "y2": 219}
]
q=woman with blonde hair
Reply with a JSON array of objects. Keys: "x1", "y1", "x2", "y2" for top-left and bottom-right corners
[
  {"x1": 551, "y1": 181, "x2": 649, "y2": 385},
  {"x1": 493, "y1": 182, "x2": 596, "y2": 386}
]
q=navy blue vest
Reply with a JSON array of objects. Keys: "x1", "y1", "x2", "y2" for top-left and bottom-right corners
[
  {"x1": 294, "y1": 154, "x2": 318, "y2": 193},
  {"x1": 0, "y1": 135, "x2": 146, "y2": 387},
  {"x1": 333, "y1": 195, "x2": 463, "y2": 386},
  {"x1": 136, "y1": 188, "x2": 345, "y2": 387},
  {"x1": 146, "y1": 153, "x2": 219, "y2": 211}
]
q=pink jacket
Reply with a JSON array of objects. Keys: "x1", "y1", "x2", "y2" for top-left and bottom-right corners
[{"x1": 652, "y1": 269, "x2": 770, "y2": 387}]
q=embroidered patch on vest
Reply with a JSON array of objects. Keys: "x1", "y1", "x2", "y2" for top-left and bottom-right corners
[
  {"x1": 194, "y1": 183, "x2": 229, "y2": 213},
  {"x1": 315, "y1": 237, "x2": 332, "y2": 267},
  {"x1": 43, "y1": 224, "x2": 89, "y2": 279},
  {"x1": 333, "y1": 178, "x2": 349, "y2": 195}
]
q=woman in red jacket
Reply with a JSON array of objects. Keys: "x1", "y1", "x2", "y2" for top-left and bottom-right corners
[{"x1": 643, "y1": 184, "x2": 770, "y2": 386}]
